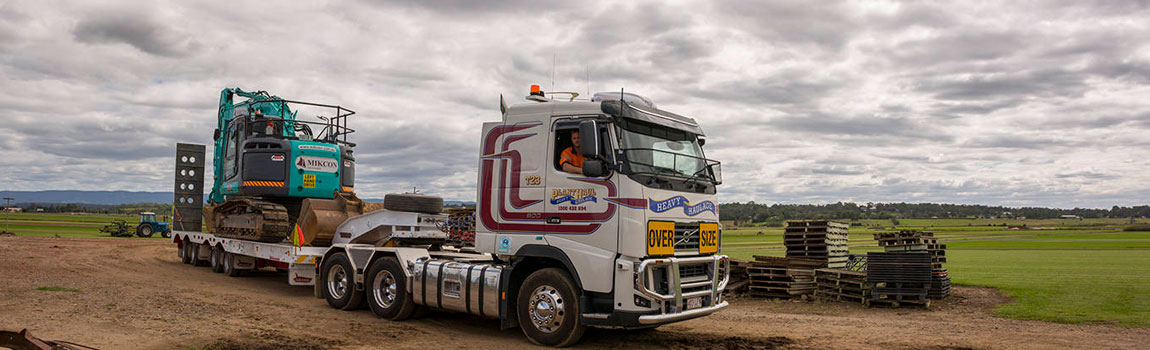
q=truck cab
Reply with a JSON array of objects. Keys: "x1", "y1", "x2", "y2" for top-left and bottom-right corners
[{"x1": 474, "y1": 89, "x2": 728, "y2": 336}]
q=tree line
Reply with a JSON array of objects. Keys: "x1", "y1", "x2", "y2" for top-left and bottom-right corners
[{"x1": 718, "y1": 202, "x2": 1150, "y2": 223}]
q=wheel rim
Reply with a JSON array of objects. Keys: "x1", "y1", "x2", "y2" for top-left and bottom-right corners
[
  {"x1": 528, "y1": 285, "x2": 565, "y2": 333},
  {"x1": 222, "y1": 252, "x2": 231, "y2": 273},
  {"x1": 142, "y1": 226, "x2": 152, "y2": 235},
  {"x1": 371, "y1": 269, "x2": 398, "y2": 309},
  {"x1": 328, "y1": 264, "x2": 348, "y2": 300}
]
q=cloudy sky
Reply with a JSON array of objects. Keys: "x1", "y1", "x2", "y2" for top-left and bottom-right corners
[{"x1": 1, "y1": 0, "x2": 1148, "y2": 208}]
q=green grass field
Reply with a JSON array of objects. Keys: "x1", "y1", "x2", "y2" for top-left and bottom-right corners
[
  {"x1": 1, "y1": 212, "x2": 166, "y2": 238},
  {"x1": 722, "y1": 218, "x2": 1150, "y2": 327}
]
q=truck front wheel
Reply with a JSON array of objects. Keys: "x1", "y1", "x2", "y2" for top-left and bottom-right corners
[
  {"x1": 517, "y1": 268, "x2": 586, "y2": 347},
  {"x1": 322, "y1": 252, "x2": 363, "y2": 310},
  {"x1": 365, "y1": 257, "x2": 417, "y2": 320}
]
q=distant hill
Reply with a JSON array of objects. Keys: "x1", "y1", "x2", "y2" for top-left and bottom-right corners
[
  {"x1": 1, "y1": 190, "x2": 171, "y2": 205},
  {"x1": 0, "y1": 190, "x2": 474, "y2": 206}
]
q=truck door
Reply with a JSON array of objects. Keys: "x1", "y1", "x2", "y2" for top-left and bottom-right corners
[
  {"x1": 543, "y1": 116, "x2": 618, "y2": 293},
  {"x1": 474, "y1": 120, "x2": 548, "y2": 253}
]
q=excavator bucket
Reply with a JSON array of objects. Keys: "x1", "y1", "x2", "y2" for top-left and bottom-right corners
[{"x1": 297, "y1": 192, "x2": 373, "y2": 246}]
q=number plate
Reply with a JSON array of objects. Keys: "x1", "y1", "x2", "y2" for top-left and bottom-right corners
[
  {"x1": 699, "y1": 222, "x2": 719, "y2": 254},
  {"x1": 686, "y1": 297, "x2": 703, "y2": 310},
  {"x1": 646, "y1": 221, "x2": 676, "y2": 256}
]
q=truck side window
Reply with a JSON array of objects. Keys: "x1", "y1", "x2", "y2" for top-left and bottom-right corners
[
  {"x1": 552, "y1": 124, "x2": 612, "y2": 175},
  {"x1": 554, "y1": 129, "x2": 577, "y2": 171}
]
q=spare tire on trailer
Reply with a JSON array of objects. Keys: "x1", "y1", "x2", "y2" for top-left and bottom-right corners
[{"x1": 383, "y1": 193, "x2": 443, "y2": 214}]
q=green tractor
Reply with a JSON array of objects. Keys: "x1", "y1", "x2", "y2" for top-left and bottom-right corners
[{"x1": 99, "y1": 212, "x2": 170, "y2": 238}]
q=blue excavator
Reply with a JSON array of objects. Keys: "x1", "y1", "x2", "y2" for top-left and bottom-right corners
[{"x1": 206, "y1": 88, "x2": 370, "y2": 244}]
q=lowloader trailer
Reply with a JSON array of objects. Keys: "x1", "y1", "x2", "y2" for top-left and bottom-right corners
[{"x1": 172, "y1": 86, "x2": 729, "y2": 347}]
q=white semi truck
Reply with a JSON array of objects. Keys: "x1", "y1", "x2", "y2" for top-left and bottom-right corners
[{"x1": 171, "y1": 87, "x2": 728, "y2": 346}]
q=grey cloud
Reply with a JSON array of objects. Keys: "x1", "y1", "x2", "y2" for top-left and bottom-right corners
[
  {"x1": 73, "y1": 12, "x2": 198, "y2": 57},
  {"x1": 962, "y1": 135, "x2": 1079, "y2": 149},
  {"x1": 917, "y1": 69, "x2": 1088, "y2": 101},
  {"x1": 690, "y1": 73, "x2": 840, "y2": 107},
  {"x1": 1055, "y1": 170, "x2": 1117, "y2": 180},
  {"x1": 771, "y1": 113, "x2": 950, "y2": 141},
  {"x1": 1, "y1": 0, "x2": 1148, "y2": 208},
  {"x1": 714, "y1": 0, "x2": 857, "y2": 53}
]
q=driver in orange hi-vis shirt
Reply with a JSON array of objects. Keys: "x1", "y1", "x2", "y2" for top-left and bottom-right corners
[{"x1": 560, "y1": 130, "x2": 586, "y2": 174}]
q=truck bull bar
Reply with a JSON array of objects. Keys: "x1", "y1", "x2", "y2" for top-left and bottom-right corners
[{"x1": 635, "y1": 255, "x2": 730, "y2": 324}]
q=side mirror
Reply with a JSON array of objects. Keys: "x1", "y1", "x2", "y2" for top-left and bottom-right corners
[
  {"x1": 709, "y1": 163, "x2": 723, "y2": 184},
  {"x1": 579, "y1": 120, "x2": 599, "y2": 157},
  {"x1": 697, "y1": 136, "x2": 706, "y2": 147},
  {"x1": 213, "y1": 129, "x2": 222, "y2": 141},
  {"x1": 582, "y1": 159, "x2": 605, "y2": 177}
]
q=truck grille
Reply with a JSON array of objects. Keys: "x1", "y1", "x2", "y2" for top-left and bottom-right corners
[
  {"x1": 679, "y1": 264, "x2": 708, "y2": 280},
  {"x1": 674, "y1": 222, "x2": 701, "y2": 252}
]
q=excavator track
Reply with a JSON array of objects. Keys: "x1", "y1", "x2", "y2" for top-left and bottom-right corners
[{"x1": 211, "y1": 198, "x2": 291, "y2": 243}]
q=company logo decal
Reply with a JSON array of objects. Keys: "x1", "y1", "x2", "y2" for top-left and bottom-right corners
[
  {"x1": 649, "y1": 196, "x2": 717, "y2": 216},
  {"x1": 298, "y1": 144, "x2": 337, "y2": 153},
  {"x1": 550, "y1": 188, "x2": 598, "y2": 205},
  {"x1": 295, "y1": 156, "x2": 338, "y2": 173},
  {"x1": 497, "y1": 237, "x2": 511, "y2": 253},
  {"x1": 270, "y1": 154, "x2": 284, "y2": 162}
]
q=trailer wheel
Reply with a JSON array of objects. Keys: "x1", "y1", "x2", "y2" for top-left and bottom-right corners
[
  {"x1": 517, "y1": 268, "x2": 586, "y2": 347},
  {"x1": 322, "y1": 252, "x2": 363, "y2": 310},
  {"x1": 223, "y1": 252, "x2": 244, "y2": 277},
  {"x1": 177, "y1": 241, "x2": 187, "y2": 262},
  {"x1": 181, "y1": 242, "x2": 193, "y2": 265},
  {"x1": 365, "y1": 257, "x2": 417, "y2": 320},
  {"x1": 383, "y1": 193, "x2": 443, "y2": 214},
  {"x1": 210, "y1": 246, "x2": 224, "y2": 273},
  {"x1": 189, "y1": 243, "x2": 206, "y2": 267},
  {"x1": 136, "y1": 224, "x2": 154, "y2": 238}
]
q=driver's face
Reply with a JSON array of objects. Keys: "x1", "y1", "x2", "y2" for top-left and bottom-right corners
[{"x1": 571, "y1": 131, "x2": 581, "y2": 149}]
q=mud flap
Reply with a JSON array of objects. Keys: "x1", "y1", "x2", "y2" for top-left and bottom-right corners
[{"x1": 289, "y1": 263, "x2": 316, "y2": 286}]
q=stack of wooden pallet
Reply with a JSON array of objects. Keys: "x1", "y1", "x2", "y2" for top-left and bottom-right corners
[
  {"x1": 874, "y1": 230, "x2": 951, "y2": 299},
  {"x1": 866, "y1": 251, "x2": 933, "y2": 308},
  {"x1": 784, "y1": 220, "x2": 850, "y2": 268},
  {"x1": 814, "y1": 268, "x2": 869, "y2": 304},
  {"x1": 746, "y1": 256, "x2": 818, "y2": 299}
]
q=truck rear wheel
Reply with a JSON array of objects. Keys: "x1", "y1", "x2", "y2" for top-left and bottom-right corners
[
  {"x1": 517, "y1": 268, "x2": 585, "y2": 347},
  {"x1": 383, "y1": 193, "x2": 443, "y2": 214},
  {"x1": 322, "y1": 252, "x2": 363, "y2": 310},
  {"x1": 210, "y1": 246, "x2": 224, "y2": 273},
  {"x1": 365, "y1": 257, "x2": 417, "y2": 320}
]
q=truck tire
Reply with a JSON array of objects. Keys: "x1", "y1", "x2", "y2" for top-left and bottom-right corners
[
  {"x1": 517, "y1": 268, "x2": 586, "y2": 347},
  {"x1": 322, "y1": 252, "x2": 363, "y2": 310},
  {"x1": 210, "y1": 246, "x2": 224, "y2": 273},
  {"x1": 223, "y1": 252, "x2": 244, "y2": 277},
  {"x1": 181, "y1": 242, "x2": 193, "y2": 265},
  {"x1": 177, "y1": 240, "x2": 187, "y2": 262},
  {"x1": 383, "y1": 193, "x2": 443, "y2": 214},
  {"x1": 190, "y1": 243, "x2": 206, "y2": 267},
  {"x1": 365, "y1": 257, "x2": 417, "y2": 320},
  {"x1": 136, "y1": 224, "x2": 154, "y2": 238}
]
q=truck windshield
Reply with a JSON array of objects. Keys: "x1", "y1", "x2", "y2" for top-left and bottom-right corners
[{"x1": 616, "y1": 118, "x2": 718, "y2": 184}]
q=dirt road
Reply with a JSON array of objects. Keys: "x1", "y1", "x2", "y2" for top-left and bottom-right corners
[{"x1": 1, "y1": 236, "x2": 1146, "y2": 350}]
